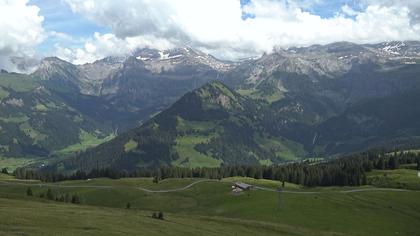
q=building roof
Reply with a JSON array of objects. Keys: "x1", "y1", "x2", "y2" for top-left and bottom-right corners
[{"x1": 234, "y1": 182, "x2": 253, "y2": 189}]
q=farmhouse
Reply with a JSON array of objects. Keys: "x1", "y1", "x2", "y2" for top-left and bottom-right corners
[{"x1": 234, "y1": 182, "x2": 254, "y2": 190}]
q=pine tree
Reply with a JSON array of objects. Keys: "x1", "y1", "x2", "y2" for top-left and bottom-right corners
[
  {"x1": 1, "y1": 168, "x2": 8, "y2": 174},
  {"x1": 158, "y1": 211, "x2": 164, "y2": 220},
  {"x1": 153, "y1": 176, "x2": 159, "y2": 184},
  {"x1": 126, "y1": 202, "x2": 131, "y2": 209},
  {"x1": 389, "y1": 156, "x2": 399, "y2": 169},
  {"x1": 46, "y1": 188, "x2": 54, "y2": 200},
  {"x1": 417, "y1": 157, "x2": 420, "y2": 170},
  {"x1": 26, "y1": 187, "x2": 33, "y2": 196},
  {"x1": 71, "y1": 194, "x2": 80, "y2": 204}
]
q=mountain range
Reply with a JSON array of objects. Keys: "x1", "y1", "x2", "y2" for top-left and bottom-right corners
[{"x1": 1, "y1": 41, "x2": 420, "y2": 171}]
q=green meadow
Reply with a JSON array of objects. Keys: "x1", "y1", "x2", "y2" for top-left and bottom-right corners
[{"x1": 0, "y1": 174, "x2": 419, "y2": 235}]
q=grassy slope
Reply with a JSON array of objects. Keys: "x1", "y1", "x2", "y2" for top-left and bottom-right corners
[
  {"x1": 0, "y1": 173, "x2": 15, "y2": 180},
  {"x1": 0, "y1": 73, "x2": 39, "y2": 92},
  {"x1": 0, "y1": 157, "x2": 37, "y2": 172},
  {"x1": 54, "y1": 130, "x2": 115, "y2": 156},
  {"x1": 367, "y1": 169, "x2": 420, "y2": 190},
  {"x1": 173, "y1": 117, "x2": 222, "y2": 167},
  {"x1": 173, "y1": 135, "x2": 222, "y2": 168},
  {"x1": 0, "y1": 177, "x2": 419, "y2": 235},
  {"x1": 0, "y1": 198, "x2": 312, "y2": 236}
]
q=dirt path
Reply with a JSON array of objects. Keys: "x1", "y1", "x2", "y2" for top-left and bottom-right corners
[
  {"x1": 137, "y1": 179, "x2": 216, "y2": 193},
  {"x1": 0, "y1": 179, "x2": 414, "y2": 194}
]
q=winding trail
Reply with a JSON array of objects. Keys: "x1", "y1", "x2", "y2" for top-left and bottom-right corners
[
  {"x1": 0, "y1": 179, "x2": 415, "y2": 194},
  {"x1": 137, "y1": 179, "x2": 216, "y2": 193}
]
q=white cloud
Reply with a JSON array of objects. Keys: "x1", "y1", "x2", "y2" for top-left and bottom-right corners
[
  {"x1": 62, "y1": 0, "x2": 420, "y2": 63},
  {"x1": 0, "y1": 0, "x2": 45, "y2": 72},
  {"x1": 55, "y1": 33, "x2": 175, "y2": 64},
  {"x1": 342, "y1": 5, "x2": 359, "y2": 17}
]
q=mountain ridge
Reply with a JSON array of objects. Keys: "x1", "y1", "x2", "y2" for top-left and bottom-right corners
[{"x1": 2, "y1": 41, "x2": 420, "y2": 169}]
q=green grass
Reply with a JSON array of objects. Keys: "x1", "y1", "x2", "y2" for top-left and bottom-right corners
[
  {"x1": 54, "y1": 130, "x2": 115, "y2": 156},
  {"x1": 0, "y1": 173, "x2": 15, "y2": 180},
  {"x1": 19, "y1": 122, "x2": 47, "y2": 144},
  {"x1": 255, "y1": 135, "x2": 306, "y2": 161},
  {"x1": 34, "y1": 103, "x2": 49, "y2": 112},
  {"x1": 367, "y1": 169, "x2": 420, "y2": 190},
  {"x1": 124, "y1": 139, "x2": 138, "y2": 152},
  {"x1": 176, "y1": 116, "x2": 216, "y2": 133},
  {"x1": 0, "y1": 115, "x2": 29, "y2": 124},
  {"x1": 0, "y1": 157, "x2": 37, "y2": 172},
  {"x1": 0, "y1": 176, "x2": 420, "y2": 235},
  {"x1": 237, "y1": 88, "x2": 283, "y2": 103},
  {"x1": 173, "y1": 135, "x2": 222, "y2": 168},
  {"x1": 0, "y1": 73, "x2": 39, "y2": 92},
  {"x1": 0, "y1": 87, "x2": 9, "y2": 100},
  {"x1": 0, "y1": 198, "x2": 317, "y2": 236}
]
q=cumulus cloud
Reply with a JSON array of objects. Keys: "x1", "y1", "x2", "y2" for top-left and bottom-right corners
[
  {"x1": 361, "y1": 0, "x2": 420, "y2": 24},
  {"x1": 61, "y1": 0, "x2": 420, "y2": 63},
  {"x1": 55, "y1": 33, "x2": 175, "y2": 64},
  {"x1": 0, "y1": 0, "x2": 45, "y2": 72}
]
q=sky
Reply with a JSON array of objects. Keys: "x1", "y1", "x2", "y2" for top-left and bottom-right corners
[{"x1": 1, "y1": 0, "x2": 420, "y2": 72}]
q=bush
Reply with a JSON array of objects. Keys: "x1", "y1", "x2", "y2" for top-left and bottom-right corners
[
  {"x1": 46, "y1": 188, "x2": 54, "y2": 200},
  {"x1": 26, "y1": 187, "x2": 33, "y2": 196},
  {"x1": 158, "y1": 211, "x2": 164, "y2": 220},
  {"x1": 71, "y1": 194, "x2": 80, "y2": 204}
]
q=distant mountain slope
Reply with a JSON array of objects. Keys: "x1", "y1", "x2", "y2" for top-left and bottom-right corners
[
  {"x1": 0, "y1": 47, "x2": 234, "y2": 159},
  {"x1": 50, "y1": 81, "x2": 307, "y2": 172},
  {"x1": 316, "y1": 90, "x2": 420, "y2": 155},
  {"x1": 33, "y1": 47, "x2": 234, "y2": 131},
  {"x1": 0, "y1": 72, "x2": 112, "y2": 158},
  {"x1": 4, "y1": 42, "x2": 420, "y2": 168},
  {"x1": 50, "y1": 77, "x2": 420, "y2": 171}
]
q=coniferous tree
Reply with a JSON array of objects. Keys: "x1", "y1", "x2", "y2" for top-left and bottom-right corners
[
  {"x1": 126, "y1": 202, "x2": 131, "y2": 209},
  {"x1": 26, "y1": 187, "x2": 33, "y2": 196},
  {"x1": 71, "y1": 194, "x2": 80, "y2": 204},
  {"x1": 389, "y1": 156, "x2": 399, "y2": 169},
  {"x1": 417, "y1": 157, "x2": 420, "y2": 170},
  {"x1": 158, "y1": 211, "x2": 164, "y2": 220},
  {"x1": 1, "y1": 168, "x2": 8, "y2": 174},
  {"x1": 46, "y1": 188, "x2": 54, "y2": 200}
]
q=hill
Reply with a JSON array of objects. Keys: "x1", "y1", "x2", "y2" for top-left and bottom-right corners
[
  {"x1": 4, "y1": 42, "x2": 420, "y2": 168},
  {"x1": 51, "y1": 81, "x2": 307, "y2": 171},
  {"x1": 0, "y1": 47, "x2": 233, "y2": 163},
  {"x1": 0, "y1": 176, "x2": 420, "y2": 235},
  {"x1": 0, "y1": 72, "x2": 112, "y2": 161},
  {"x1": 50, "y1": 75, "x2": 420, "y2": 171}
]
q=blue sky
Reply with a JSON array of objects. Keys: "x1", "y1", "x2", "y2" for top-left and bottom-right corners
[{"x1": 29, "y1": 0, "x2": 110, "y2": 53}]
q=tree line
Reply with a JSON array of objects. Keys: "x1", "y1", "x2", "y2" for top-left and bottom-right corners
[
  {"x1": 26, "y1": 187, "x2": 81, "y2": 204},
  {"x1": 13, "y1": 150, "x2": 420, "y2": 187}
]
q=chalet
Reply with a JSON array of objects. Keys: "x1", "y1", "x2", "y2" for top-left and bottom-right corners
[{"x1": 233, "y1": 182, "x2": 254, "y2": 190}]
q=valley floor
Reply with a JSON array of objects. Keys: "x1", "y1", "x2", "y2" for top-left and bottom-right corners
[{"x1": 0, "y1": 172, "x2": 420, "y2": 235}]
